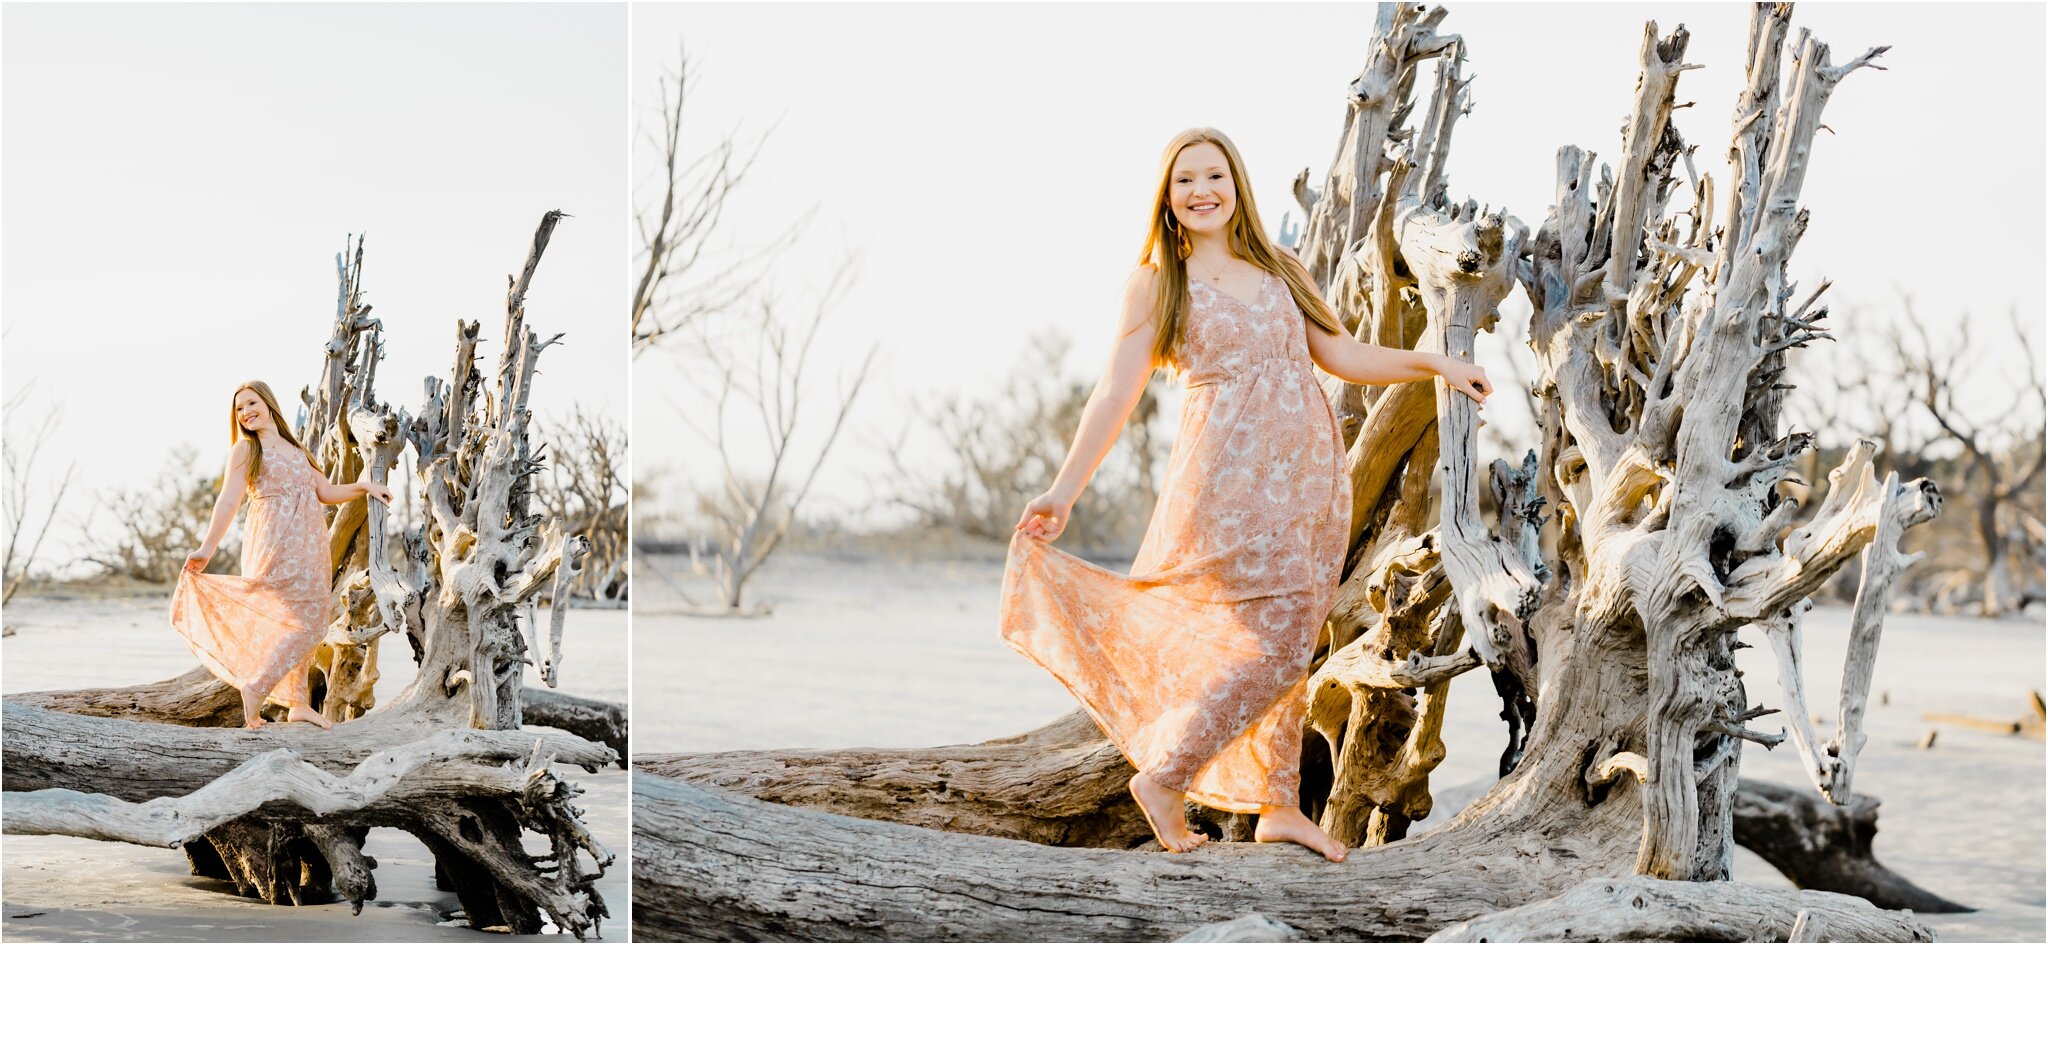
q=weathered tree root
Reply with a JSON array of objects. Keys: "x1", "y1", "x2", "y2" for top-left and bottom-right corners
[
  {"x1": 180, "y1": 821, "x2": 374, "y2": 909},
  {"x1": 1427, "y1": 876, "x2": 1935, "y2": 942},
  {"x1": 1732, "y1": 778, "x2": 1971, "y2": 913},
  {"x1": 2, "y1": 703, "x2": 617, "y2": 936},
  {"x1": 631, "y1": 772, "x2": 1635, "y2": 942}
]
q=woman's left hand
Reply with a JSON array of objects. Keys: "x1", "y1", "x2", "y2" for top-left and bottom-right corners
[
  {"x1": 363, "y1": 481, "x2": 393, "y2": 506},
  {"x1": 1438, "y1": 358, "x2": 1492, "y2": 405}
]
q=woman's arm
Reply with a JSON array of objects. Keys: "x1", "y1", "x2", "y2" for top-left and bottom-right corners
[
  {"x1": 186, "y1": 442, "x2": 253, "y2": 571},
  {"x1": 1282, "y1": 250, "x2": 1492, "y2": 403},
  {"x1": 311, "y1": 460, "x2": 393, "y2": 506},
  {"x1": 1015, "y1": 267, "x2": 1162, "y2": 541}
]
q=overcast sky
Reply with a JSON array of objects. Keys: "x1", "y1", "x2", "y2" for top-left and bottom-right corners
[
  {"x1": 631, "y1": 1, "x2": 2046, "y2": 521},
  {"x1": 3, "y1": 2, "x2": 626, "y2": 563}
]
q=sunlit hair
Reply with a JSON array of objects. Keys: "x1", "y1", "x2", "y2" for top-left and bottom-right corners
[
  {"x1": 1137, "y1": 128, "x2": 1342, "y2": 368},
  {"x1": 228, "y1": 380, "x2": 314, "y2": 487}
]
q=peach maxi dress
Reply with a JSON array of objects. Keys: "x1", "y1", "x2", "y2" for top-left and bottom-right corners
[
  {"x1": 1000, "y1": 269, "x2": 1351, "y2": 813},
  {"x1": 170, "y1": 445, "x2": 329, "y2": 713}
]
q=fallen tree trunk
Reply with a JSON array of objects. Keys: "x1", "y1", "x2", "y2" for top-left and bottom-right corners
[
  {"x1": 634, "y1": 712, "x2": 1144, "y2": 847},
  {"x1": 520, "y1": 686, "x2": 628, "y2": 758},
  {"x1": 1731, "y1": 778, "x2": 1971, "y2": 913},
  {"x1": 1, "y1": 702, "x2": 611, "y2": 801},
  {"x1": 631, "y1": 771, "x2": 1636, "y2": 942},
  {"x1": 1426, "y1": 876, "x2": 1934, "y2": 942},
  {"x1": 8, "y1": 666, "x2": 243, "y2": 727},
  {"x1": 7, "y1": 670, "x2": 624, "y2": 753},
  {"x1": 638, "y1": 709, "x2": 1961, "y2": 912}
]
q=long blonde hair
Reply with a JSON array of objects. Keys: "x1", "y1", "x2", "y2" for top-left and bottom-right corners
[
  {"x1": 1139, "y1": 128, "x2": 1342, "y2": 368},
  {"x1": 229, "y1": 380, "x2": 314, "y2": 487}
]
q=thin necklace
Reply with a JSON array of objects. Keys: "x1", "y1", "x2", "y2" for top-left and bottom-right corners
[{"x1": 1193, "y1": 253, "x2": 1237, "y2": 284}]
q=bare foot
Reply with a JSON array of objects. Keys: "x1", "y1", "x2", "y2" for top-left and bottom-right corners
[
  {"x1": 1128, "y1": 773, "x2": 1209, "y2": 853},
  {"x1": 243, "y1": 714, "x2": 268, "y2": 730},
  {"x1": 285, "y1": 705, "x2": 334, "y2": 730},
  {"x1": 1254, "y1": 806, "x2": 1347, "y2": 862}
]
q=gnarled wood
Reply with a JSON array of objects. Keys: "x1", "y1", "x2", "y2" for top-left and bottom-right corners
[{"x1": 1426, "y1": 876, "x2": 1934, "y2": 942}]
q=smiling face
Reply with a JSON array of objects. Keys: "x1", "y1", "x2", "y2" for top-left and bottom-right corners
[
  {"x1": 1169, "y1": 141, "x2": 1237, "y2": 236},
  {"x1": 233, "y1": 387, "x2": 275, "y2": 437}
]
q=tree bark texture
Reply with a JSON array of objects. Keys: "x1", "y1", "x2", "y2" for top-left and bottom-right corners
[{"x1": 1425, "y1": 876, "x2": 1933, "y2": 942}]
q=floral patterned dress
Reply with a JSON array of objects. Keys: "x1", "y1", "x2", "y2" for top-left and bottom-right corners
[
  {"x1": 1000, "y1": 268, "x2": 1351, "y2": 813},
  {"x1": 170, "y1": 444, "x2": 329, "y2": 713}
]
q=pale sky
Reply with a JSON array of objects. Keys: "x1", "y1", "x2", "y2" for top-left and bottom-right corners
[
  {"x1": 3, "y1": 2, "x2": 627, "y2": 563},
  {"x1": 631, "y1": 1, "x2": 2046, "y2": 521}
]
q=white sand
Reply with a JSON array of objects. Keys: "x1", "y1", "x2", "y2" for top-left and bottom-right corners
[
  {"x1": 636, "y1": 549, "x2": 2045, "y2": 943},
  {"x1": 1, "y1": 595, "x2": 628, "y2": 943}
]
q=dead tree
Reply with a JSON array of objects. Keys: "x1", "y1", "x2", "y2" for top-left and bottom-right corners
[
  {"x1": 632, "y1": 47, "x2": 806, "y2": 359},
  {"x1": 1, "y1": 386, "x2": 77, "y2": 607},
  {"x1": 633, "y1": 3, "x2": 1949, "y2": 942},
  {"x1": 3, "y1": 212, "x2": 617, "y2": 938},
  {"x1": 537, "y1": 406, "x2": 630, "y2": 602},
  {"x1": 1886, "y1": 306, "x2": 2045, "y2": 616},
  {"x1": 680, "y1": 263, "x2": 880, "y2": 612}
]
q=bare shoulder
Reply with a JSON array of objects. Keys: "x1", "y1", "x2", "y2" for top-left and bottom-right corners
[
  {"x1": 226, "y1": 439, "x2": 253, "y2": 465},
  {"x1": 1121, "y1": 263, "x2": 1162, "y2": 300},
  {"x1": 1117, "y1": 263, "x2": 1163, "y2": 319}
]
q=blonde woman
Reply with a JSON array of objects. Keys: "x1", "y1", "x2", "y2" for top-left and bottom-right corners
[
  {"x1": 173, "y1": 380, "x2": 391, "y2": 729},
  {"x1": 1000, "y1": 129, "x2": 1491, "y2": 861}
]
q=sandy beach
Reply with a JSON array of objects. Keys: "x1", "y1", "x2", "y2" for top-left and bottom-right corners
[
  {"x1": 1, "y1": 595, "x2": 629, "y2": 943},
  {"x1": 636, "y1": 548, "x2": 2045, "y2": 943}
]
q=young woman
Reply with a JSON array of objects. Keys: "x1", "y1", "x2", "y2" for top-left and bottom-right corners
[
  {"x1": 172, "y1": 380, "x2": 392, "y2": 730},
  {"x1": 999, "y1": 128, "x2": 1491, "y2": 861}
]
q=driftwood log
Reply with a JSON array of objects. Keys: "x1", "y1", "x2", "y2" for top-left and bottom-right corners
[
  {"x1": 1425, "y1": 876, "x2": 1935, "y2": 942},
  {"x1": 8, "y1": 670, "x2": 624, "y2": 755},
  {"x1": 3, "y1": 213, "x2": 616, "y2": 937},
  {"x1": 1731, "y1": 778, "x2": 1969, "y2": 913},
  {"x1": 633, "y1": 3, "x2": 1945, "y2": 942}
]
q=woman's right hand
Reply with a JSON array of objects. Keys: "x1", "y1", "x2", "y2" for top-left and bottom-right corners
[
  {"x1": 1016, "y1": 492, "x2": 1073, "y2": 542},
  {"x1": 184, "y1": 549, "x2": 212, "y2": 573}
]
